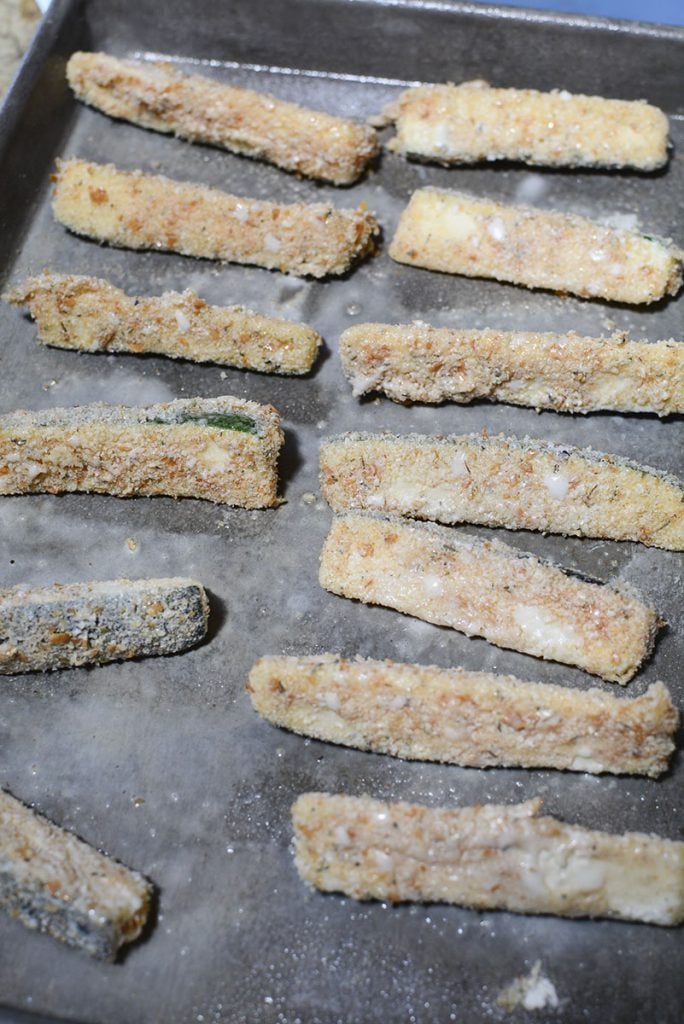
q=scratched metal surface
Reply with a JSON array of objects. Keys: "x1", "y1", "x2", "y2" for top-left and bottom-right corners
[{"x1": 0, "y1": 1, "x2": 682, "y2": 1022}]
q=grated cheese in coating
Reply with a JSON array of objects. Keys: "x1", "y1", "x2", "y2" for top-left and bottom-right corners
[
  {"x1": 6, "y1": 272, "x2": 322, "y2": 375},
  {"x1": 67, "y1": 51, "x2": 378, "y2": 185},
  {"x1": 292, "y1": 793, "x2": 684, "y2": 926},
  {"x1": 0, "y1": 577, "x2": 209, "y2": 674},
  {"x1": 249, "y1": 654, "x2": 677, "y2": 777},
  {"x1": 339, "y1": 321, "x2": 684, "y2": 415},
  {"x1": 320, "y1": 432, "x2": 684, "y2": 550},
  {"x1": 389, "y1": 188, "x2": 683, "y2": 304},
  {"x1": 0, "y1": 788, "x2": 153, "y2": 959},
  {"x1": 319, "y1": 512, "x2": 660, "y2": 683},
  {"x1": 385, "y1": 80, "x2": 669, "y2": 170},
  {"x1": 0, "y1": 395, "x2": 283, "y2": 507},
  {"x1": 52, "y1": 158, "x2": 379, "y2": 278}
]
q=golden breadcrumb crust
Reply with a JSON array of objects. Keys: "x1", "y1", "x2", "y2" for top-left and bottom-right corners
[
  {"x1": 292, "y1": 793, "x2": 684, "y2": 926},
  {"x1": 319, "y1": 512, "x2": 660, "y2": 683},
  {"x1": 320, "y1": 432, "x2": 684, "y2": 550},
  {"x1": 6, "y1": 272, "x2": 321, "y2": 375},
  {"x1": 249, "y1": 654, "x2": 677, "y2": 776},
  {"x1": 389, "y1": 188, "x2": 683, "y2": 304},
  {"x1": 67, "y1": 51, "x2": 378, "y2": 185},
  {"x1": 386, "y1": 81, "x2": 669, "y2": 170},
  {"x1": 52, "y1": 158, "x2": 378, "y2": 278},
  {"x1": 339, "y1": 322, "x2": 684, "y2": 415}
]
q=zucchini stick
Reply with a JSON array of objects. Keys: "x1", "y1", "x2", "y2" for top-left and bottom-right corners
[
  {"x1": 0, "y1": 577, "x2": 209, "y2": 674},
  {"x1": 0, "y1": 395, "x2": 283, "y2": 507},
  {"x1": 52, "y1": 158, "x2": 379, "y2": 278},
  {"x1": 389, "y1": 188, "x2": 683, "y2": 304},
  {"x1": 292, "y1": 793, "x2": 684, "y2": 926},
  {"x1": 67, "y1": 51, "x2": 378, "y2": 185},
  {"x1": 339, "y1": 321, "x2": 684, "y2": 415},
  {"x1": 319, "y1": 512, "x2": 660, "y2": 683},
  {"x1": 386, "y1": 81, "x2": 669, "y2": 170},
  {"x1": 6, "y1": 272, "x2": 322, "y2": 375},
  {"x1": 0, "y1": 788, "x2": 153, "y2": 959},
  {"x1": 320, "y1": 432, "x2": 684, "y2": 550},
  {"x1": 249, "y1": 654, "x2": 677, "y2": 777}
]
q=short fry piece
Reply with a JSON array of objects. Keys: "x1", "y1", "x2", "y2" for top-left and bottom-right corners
[
  {"x1": 6, "y1": 272, "x2": 321, "y2": 375},
  {"x1": 389, "y1": 188, "x2": 683, "y2": 304},
  {"x1": 292, "y1": 793, "x2": 684, "y2": 926},
  {"x1": 386, "y1": 81, "x2": 669, "y2": 170},
  {"x1": 319, "y1": 513, "x2": 660, "y2": 683},
  {"x1": 320, "y1": 432, "x2": 684, "y2": 550},
  {"x1": 0, "y1": 577, "x2": 209, "y2": 674},
  {"x1": 0, "y1": 788, "x2": 153, "y2": 958},
  {"x1": 52, "y1": 158, "x2": 378, "y2": 278},
  {"x1": 249, "y1": 654, "x2": 677, "y2": 777},
  {"x1": 339, "y1": 322, "x2": 684, "y2": 415},
  {"x1": 0, "y1": 395, "x2": 283, "y2": 507},
  {"x1": 67, "y1": 51, "x2": 378, "y2": 185}
]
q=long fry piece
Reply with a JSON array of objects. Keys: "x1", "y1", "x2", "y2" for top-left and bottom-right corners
[
  {"x1": 389, "y1": 188, "x2": 683, "y2": 304},
  {"x1": 320, "y1": 432, "x2": 684, "y2": 550},
  {"x1": 0, "y1": 577, "x2": 209, "y2": 674},
  {"x1": 52, "y1": 159, "x2": 378, "y2": 278},
  {"x1": 0, "y1": 395, "x2": 283, "y2": 506},
  {"x1": 386, "y1": 81, "x2": 669, "y2": 170},
  {"x1": 67, "y1": 52, "x2": 378, "y2": 185},
  {"x1": 319, "y1": 513, "x2": 660, "y2": 683},
  {"x1": 292, "y1": 793, "x2": 684, "y2": 926},
  {"x1": 0, "y1": 788, "x2": 153, "y2": 958},
  {"x1": 249, "y1": 654, "x2": 677, "y2": 776},
  {"x1": 339, "y1": 322, "x2": 684, "y2": 415},
  {"x1": 6, "y1": 272, "x2": 322, "y2": 375}
]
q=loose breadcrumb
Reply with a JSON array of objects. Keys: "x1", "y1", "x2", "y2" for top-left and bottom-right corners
[
  {"x1": 339, "y1": 322, "x2": 684, "y2": 415},
  {"x1": 0, "y1": 788, "x2": 152, "y2": 959},
  {"x1": 67, "y1": 51, "x2": 378, "y2": 185},
  {"x1": 249, "y1": 654, "x2": 677, "y2": 776},
  {"x1": 386, "y1": 81, "x2": 669, "y2": 170},
  {"x1": 319, "y1": 512, "x2": 660, "y2": 683},
  {"x1": 52, "y1": 158, "x2": 379, "y2": 278},
  {"x1": 6, "y1": 272, "x2": 322, "y2": 375},
  {"x1": 389, "y1": 188, "x2": 683, "y2": 304},
  {"x1": 320, "y1": 432, "x2": 684, "y2": 550},
  {"x1": 293, "y1": 793, "x2": 684, "y2": 926}
]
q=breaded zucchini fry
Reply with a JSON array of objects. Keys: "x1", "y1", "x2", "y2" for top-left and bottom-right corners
[
  {"x1": 249, "y1": 655, "x2": 677, "y2": 776},
  {"x1": 320, "y1": 432, "x2": 684, "y2": 550},
  {"x1": 386, "y1": 81, "x2": 669, "y2": 170},
  {"x1": 0, "y1": 395, "x2": 283, "y2": 507},
  {"x1": 0, "y1": 577, "x2": 209, "y2": 674},
  {"x1": 389, "y1": 188, "x2": 683, "y2": 304},
  {"x1": 339, "y1": 322, "x2": 684, "y2": 415},
  {"x1": 292, "y1": 793, "x2": 684, "y2": 926},
  {"x1": 0, "y1": 788, "x2": 153, "y2": 959},
  {"x1": 6, "y1": 272, "x2": 321, "y2": 375},
  {"x1": 67, "y1": 52, "x2": 378, "y2": 185},
  {"x1": 319, "y1": 513, "x2": 660, "y2": 683},
  {"x1": 52, "y1": 159, "x2": 378, "y2": 278}
]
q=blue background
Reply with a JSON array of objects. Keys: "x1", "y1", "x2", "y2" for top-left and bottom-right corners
[{"x1": 480, "y1": 0, "x2": 683, "y2": 25}]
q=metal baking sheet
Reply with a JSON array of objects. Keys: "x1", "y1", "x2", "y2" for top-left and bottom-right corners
[{"x1": 0, "y1": 1, "x2": 682, "y2": 1021}]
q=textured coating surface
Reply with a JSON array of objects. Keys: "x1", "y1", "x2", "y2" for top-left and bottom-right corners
[
  {"x1": 293, "y1": 793, "x2": 684, "y2": 925},
  {"x1": 0, "y1": 576, "x2": 209, "y2": 673},
  {"x1": 320, "y1": 432, "x2": 684, "y2": 549},
  {"x1": 6, "y1": 272, "x2": 322, "y2": 374},
  {"x1": 249, "y1": 654, "x2": 678, "y2": 776},
  {"x1": 0, "y1": 789, "x2": 152, "y2": 959},
  {"x1": 386, "y1": 81, "x2": 669, "y2": 170},
  {"x1": 53, "y1": 159, "x2": 379, "y2": 278},
  {"x1": 67, "y1": 51, "x2": 379, "y2": 185},
  {"x1": 390, "y1": 188, "x2": 684, "y2": 304}
]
